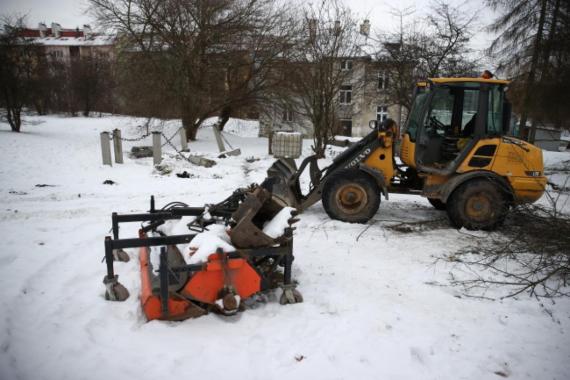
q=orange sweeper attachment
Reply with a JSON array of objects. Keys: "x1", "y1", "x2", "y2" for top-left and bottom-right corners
[{"x1": 102, "y1": 185, "x2": 302, "y2": 321}]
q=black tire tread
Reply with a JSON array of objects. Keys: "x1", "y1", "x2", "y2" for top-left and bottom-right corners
[
  {"x1": 446, "y1": 178, "x2": 508, "y2": 231},
  {"x1": 322, "y1": 169, "x2": 380, "y2": 223}
]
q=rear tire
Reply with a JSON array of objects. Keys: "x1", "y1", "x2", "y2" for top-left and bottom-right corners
[
  {"x1": 427, "y1": 198, "x2": 446, "y2": 210},
  {"x1": 446, "y1": 178, "x2": 508, "y2": 230},
  {"x1": 322, "y1": 169, "x2": 380, "y2": 223}
]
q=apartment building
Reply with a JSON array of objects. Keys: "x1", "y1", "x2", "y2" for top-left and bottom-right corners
[
  {"x1": 18, "y1": 23, "x2": 115, "y2": 60},
  {"x1": 260, "y1": 55, "x2": 401, "y2": 138}
]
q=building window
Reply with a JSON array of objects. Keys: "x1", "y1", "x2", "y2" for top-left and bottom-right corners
[
  {"x1": 340, "y1": 119, "x2": 352, "y2": 136},
  {"x1": 378, "y1": 71, "x2": 388, "y2": 90},
  {"x1": 282, "y1": 108, "x2": 294, "y2": 122},
  {"x1": 339, "y1": 85, "x2": 352, "y2": 104},
  {"x1": 51, "y1": 50, "x2": 63, "y2": 59},
  {"x1": 377, "y1": 106, "x2": 389, "y2": 122},
  {"x1": 340, "y1": 60, "x2": 353, "y2": 71},
  {"x1": 69, "y1": 46, "x2": 80, "y2": 58}
]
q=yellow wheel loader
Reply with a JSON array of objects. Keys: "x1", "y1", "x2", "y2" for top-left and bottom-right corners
[{"x1": 263, "y1": 77, "x2": 547, "y2": 230}]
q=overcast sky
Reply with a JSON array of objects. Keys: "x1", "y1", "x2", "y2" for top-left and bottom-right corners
[{"x1": 2, "y1": 0, "x2": 497, "y2": 62}]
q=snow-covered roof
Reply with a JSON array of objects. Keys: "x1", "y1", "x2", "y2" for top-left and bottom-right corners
[
  {"x1": 24, "y1": 35, "x2": 115, "y2": 47},
  {"x1": 17, "y1": 25, "x2": 115, "y2": 47},
  {"x1": 355, "y1": 35, "x2": 380, "y2": 57}
]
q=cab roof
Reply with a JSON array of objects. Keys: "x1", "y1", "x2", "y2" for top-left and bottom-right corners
[{"x1": 428, "y1": 77, "x2": 510, "y2": 85}]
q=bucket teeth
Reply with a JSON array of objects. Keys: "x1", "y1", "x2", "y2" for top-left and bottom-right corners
[
  {"x1": 263, "y1": 159, "x2": 300, "y2": 209},
  {"x1": 288, "y1": 217, "x2": 300, "y2": 225}
]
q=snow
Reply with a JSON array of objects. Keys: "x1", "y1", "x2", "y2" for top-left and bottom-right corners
[
  {"x1": 262, "y1": 207, "x2": 296, "y2": 239},
  {"x1": 276, "y1": 131, "x2": 301, "y2": 136},
  {"x1": 28, "y1": 35, "x2": 115, "y2": 46},
  {"x1": 187, "y1": 224, "x2": 234, "y2": 264},
  {"x1": 334, "y1": 135, "x2": 361, "y2": 143},
  {"x1": 0, "y1": 114, "x2": 569, "y2": 380},
  {"x1": 543, "y1": 150, "x2": 570, "y2": 169},
  {"x1": 201, "y1": 117, "x2": 260, "y2": 138}
]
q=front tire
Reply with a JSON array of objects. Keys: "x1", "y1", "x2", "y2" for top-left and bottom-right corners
[
  {"x1": 322, "y1": 169, "x2": 380, "y2": 223},
  {"x1": 446, "y1": 178, "x2": 508, "y2": 230}
]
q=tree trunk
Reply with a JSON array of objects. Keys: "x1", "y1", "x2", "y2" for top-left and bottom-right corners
[
  {"x1": 182, "y1": 114, "x2": 199, "y2": 141},
  {"x1": 33, "y1": 99, "x2": 46, "y2": 115},
  {"x1": 520, "y1": 0, "x2": 548, "y2": 144},
  {"x1": 7, "y1": 106, "x2": 22, "y2": 132},
  {"x1": 83, "y1": 94, "x2": 91, "y2": 117},
  {"x1": 312, "y1": 121, "x2": 327, "y2": 158},
  {"x1": 541, "y1": 0, "x2": 560, "y2": 74},
  {"x1": 218, "y1": 106, "x2": 232, "y2": 131},
  {"x1": 312, "y1": 139, "x2": 326, "y2": 158}
]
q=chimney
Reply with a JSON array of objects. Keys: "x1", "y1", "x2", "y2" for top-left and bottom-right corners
[
  {"x1": 308, "y1": 18, "x2": 317, "y2": 42},
  {"x1": 333, "y1": 20, "x2": 341, "y2": 36},
  {"x1": 51, "y1": 22, "x2": 61, "y2": 38},
  {"x1": 83, "y1": 24, "x2": 92, "y2": 39},
  {"x1": 38, "y1": 22, "x2": 47, "y2": 38},
  {"x1": 360, "y1": 20, "x2": 370, "y2": 37}
]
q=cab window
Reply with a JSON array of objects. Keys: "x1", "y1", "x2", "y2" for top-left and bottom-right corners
[
  {"x1": 405, "y1": 91, "x2": 428, "y2": 141},
  {"x1": 461, "y1": 89, "x2": 479, "y2": 130},
  {"x1": 425, "y1": 85, "x2": 484, "y2": 138},
  {"x1": 487, "y1": 86, "x2": 504, "y2": 135},
  {"x1": 427, "y1": 88, "x2": 454, "y2": 135}
]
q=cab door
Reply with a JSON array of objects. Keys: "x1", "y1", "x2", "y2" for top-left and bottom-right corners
[
  {"x1": 399, "y1": 84, "x2": 428, "y2": 168},
  {"x1": 414, "y1": 83, "x2": 489, "y2": 175}
]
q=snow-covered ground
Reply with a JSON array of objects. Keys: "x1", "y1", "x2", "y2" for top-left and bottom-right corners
[{"x1": 0, "y1": 115, "x2": 569, "y2": 380}]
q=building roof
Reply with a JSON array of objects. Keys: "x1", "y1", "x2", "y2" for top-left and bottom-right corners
[{"x1": 17, "y1": 25, "x2": 115, "y2": 47}]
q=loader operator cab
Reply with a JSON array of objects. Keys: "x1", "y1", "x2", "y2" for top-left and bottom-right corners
[{"x1": 401, "y1": 78, "x2": 510, "y2": 176}]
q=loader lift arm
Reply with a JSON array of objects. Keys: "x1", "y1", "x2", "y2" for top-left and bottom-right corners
[{"x1": 263, "y1": 123, "x2": 391, "y2": 212}]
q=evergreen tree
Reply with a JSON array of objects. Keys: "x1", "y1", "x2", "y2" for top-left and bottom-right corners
[{"x1": 488, "y1": 0, "x2": 570, "y2": 141}]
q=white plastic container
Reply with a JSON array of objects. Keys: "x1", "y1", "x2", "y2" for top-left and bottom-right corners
[{"x1": 272, "y1": 132, "x2": 303, "y2": 158}]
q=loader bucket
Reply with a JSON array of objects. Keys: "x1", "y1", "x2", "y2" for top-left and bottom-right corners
[
  {"x1": 262, "y1": 156, "x2": 324, "y2": 212},
  {"x1": 262, "y1": 158, "x2": 302, "y2": 209},
  {"x1": 230, "y1": 186, "x2": 296, "y2": 249}
]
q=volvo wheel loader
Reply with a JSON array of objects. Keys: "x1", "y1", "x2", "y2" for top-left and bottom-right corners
[{"x1": 263, "y1": 76, "x2": 547, "y2": 230}]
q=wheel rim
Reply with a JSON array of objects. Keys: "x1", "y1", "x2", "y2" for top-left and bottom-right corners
[
  {"x1": 336, "y1": 184, "x2": 368, "y2": 215},
  {"x1": 465, "y1": 193, "x2": 493, "y2": 222}
]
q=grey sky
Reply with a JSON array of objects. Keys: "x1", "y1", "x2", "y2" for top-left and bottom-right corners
[{"x1": 2, "y1": 0, "x2": 498, "y2": 64}]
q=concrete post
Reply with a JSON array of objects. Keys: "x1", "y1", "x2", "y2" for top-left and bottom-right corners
[
  {"x1": 112, "y1": 129, "x2": 124, "y2": 164},
  {"x1": 212, "y1": 124, "x2": 226, "y2": 153},
  {"x1": 100, "y1": 132, "x2": 112, "y2": 166},
  {"x1": 180, "y1": 127, "x2": 188, "y2": 151},
  {"x1": 152, "y1": 131, "x2": 162, "y2": 165}
]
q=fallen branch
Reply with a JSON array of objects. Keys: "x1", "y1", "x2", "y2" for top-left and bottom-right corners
[{"x1": 446, "y1": 202, "x2": 570, "y2": 299}]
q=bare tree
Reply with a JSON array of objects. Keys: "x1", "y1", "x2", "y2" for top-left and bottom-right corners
[
  {"x1": 447, "y1": 201, "x2": 570, "y2": 299},
  {"x1": 421, "y1": 0, "x2": 477, "y2": 77},
  {"x1": 0, "y1": 15, "x2": 45, "y2": 132},
  {"x1": 70, "y1": 54, "x2": 115, "y2": 116},
  {"x1": 283, "y1": 0, "x2": 365, "y2": 157},
  {"x1": 89, "y1": 0, "x2": 298, "y2": 141},
  {"x1": 377, "y1": 1, "x2": 477, "y2": 115}
]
